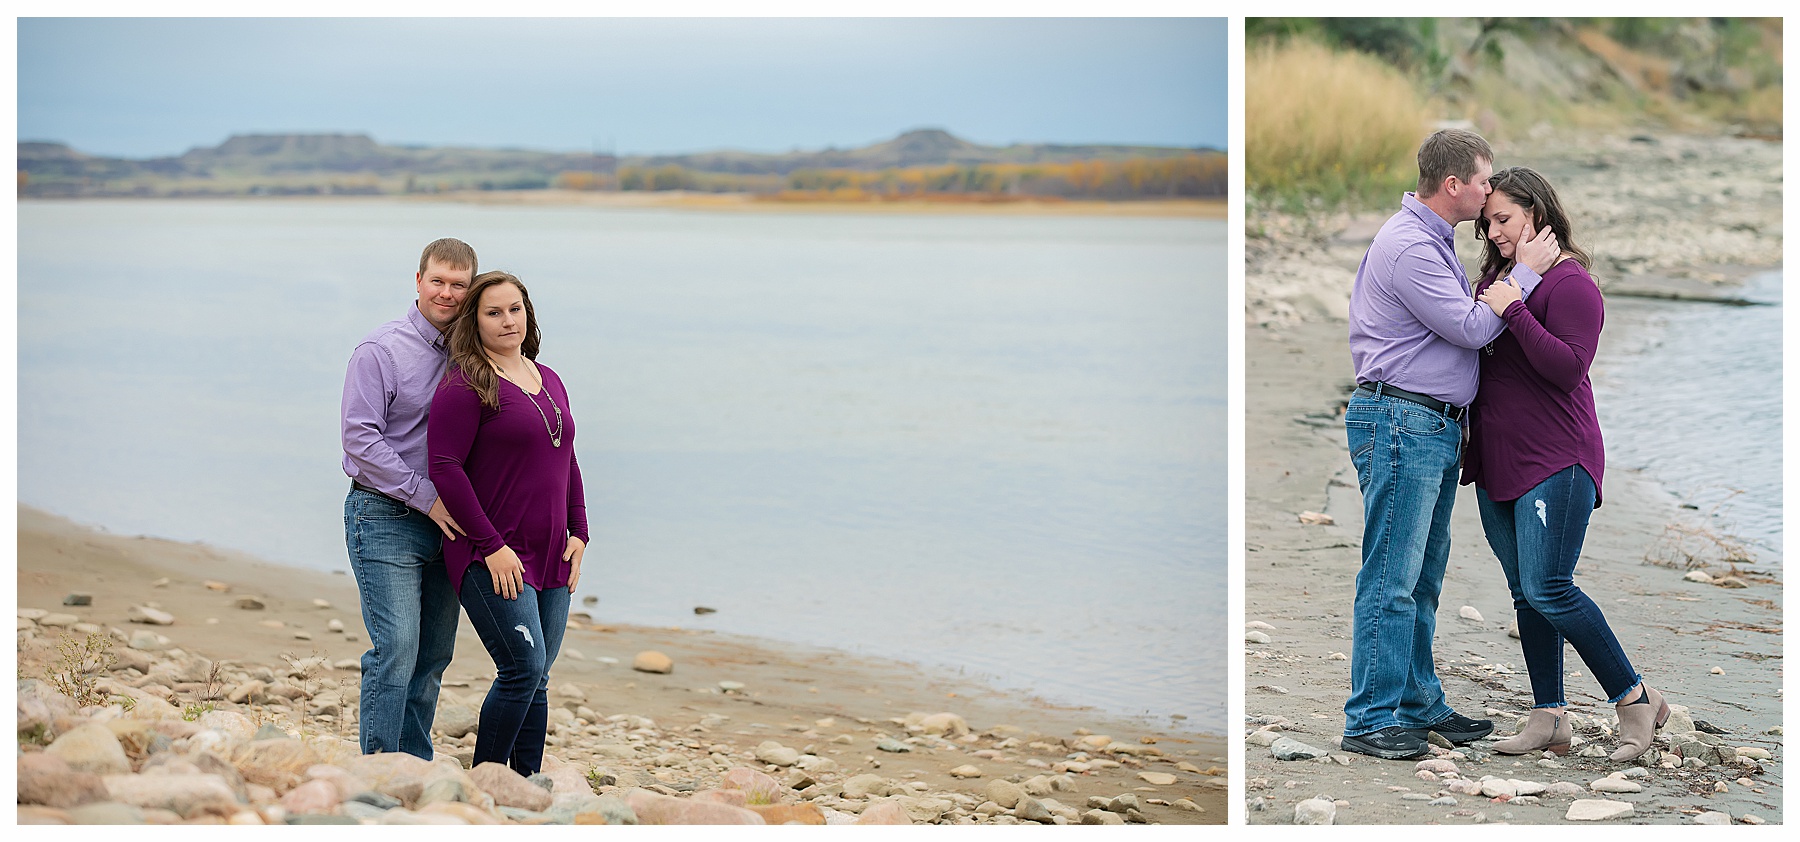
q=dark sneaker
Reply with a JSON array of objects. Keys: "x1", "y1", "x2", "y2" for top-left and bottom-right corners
[
  {"x1": 1340, "y1": 726, "x2": 1431, "y2": 760},
  {"x1": 1405, "y1": 711, "x2": 1494, "y2": 745}
]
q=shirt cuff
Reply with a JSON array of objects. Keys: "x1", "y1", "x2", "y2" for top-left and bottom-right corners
[
  {"x1": 402, "y1": 477, "x2": 437, "y2": 513},
  {"x1": 1509, "y1": 265, "x2": 1544, "y2": 299}
]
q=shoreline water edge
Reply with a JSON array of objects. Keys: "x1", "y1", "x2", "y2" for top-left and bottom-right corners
[
  {"x1": 1243, "y1": 130, "x2": 1783, "y2": 825},
  {"x1": 17, "y1": 504, "x2": 1226, "y2": 825}
]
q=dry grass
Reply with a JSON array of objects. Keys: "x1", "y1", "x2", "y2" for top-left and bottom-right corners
[
  {"x1": 42, "y1": 632, "x2": 118, "y2": 708},
  {"x1": 1247, "y1": 38, "x2": 1433, "y2": 209},
  {"x1": 1643, "y1": 488, "x2": 1758, "y2": 570}
]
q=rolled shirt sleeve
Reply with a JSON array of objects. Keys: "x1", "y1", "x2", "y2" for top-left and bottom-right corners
[
  {"x1": 1391, "y1": 244, "x2": 1506, "y2": 350},
  {"x1": 341, "y1": 342, "x2": 439, "y2": 511}
]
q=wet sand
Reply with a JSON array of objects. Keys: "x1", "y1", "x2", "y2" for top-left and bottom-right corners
[{"x1": 1243, "y1": 321, "x2": 1782, "y2": 825}]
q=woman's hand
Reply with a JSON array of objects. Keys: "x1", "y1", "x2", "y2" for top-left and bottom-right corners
[
  {"x1": 1479, "y1": 275, "x2": 1524, "y2": 317},
  {"x1": 563, "y1": 535, "x2": 587, "y2": 591},
  {"x1": 486, "y1": 546, "x2": 526, "y2": 600}
]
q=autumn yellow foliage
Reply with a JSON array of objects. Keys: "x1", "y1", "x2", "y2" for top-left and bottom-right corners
[{"x1": 1247, "y1": 38, "x2": 1432, "y2": 206}]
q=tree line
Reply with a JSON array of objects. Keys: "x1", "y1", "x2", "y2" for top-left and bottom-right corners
[{"x1": 555, "y1": 154, "x2": 1226, "y2": 200}]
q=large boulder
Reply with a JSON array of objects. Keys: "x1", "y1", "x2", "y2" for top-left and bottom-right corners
[
  {"x1": 433, "y1": 692, "x2": 479, "y2": 738},
  {"x1": 18, "y1": 679, "x2": 80, "y2": 743},
  {"x1": 17, "y1": 752, "x2": 110, "y2": 808},
  {"x1": 104, "y1": 773, "x2": 242, "y2": 818},
  {"x1": 470, "y1": 762, "x2": 553, "y2": 812},
  {"x1": 985, "y1": 778, "x2": 1025, "y2": 809},
  {"x1": 623, "y1": 788, "x2": 764, "y2": 824},
  {"x1": 567, "y1": 795, "x2": 638, "y2": 825},
  {"x1": 193, "y1": 710, "x2": 256, "y2": 742},
  {"x1": 280, "y1": 779, "x2": 344, "y2": 815},
  {"x1": 719, "y1": 767, "x2": 785, "y2": 804},
  {"x1": 631, "y1": 651, "x2": 674, "y2": 674},
  {"x1": 342, "y1": 752, "x2": 439, "y2": 807},
  {"x1": 304, "y1": 764, "x2": 374, "y2": 801},
  {"x1": 855, "y1": 799, "x2": 914, "y2": 825},
  {"x1": 919, "y1": 713, "x2": 970, "y2": 737},
  {"x1": 752, "y1": 741, "x2": 801, "y2": 767},
  {"x1": 749, "y1": 803, "x2": 826, "y2": 825},
  {"x1": 843, "y1": 774, "x2": 892, "y2": 799},
  {"x1": 230, "y1": 737, "x2": 325, "y2": 793},
  {"x1": 536, "y1": 753, "x2": 593, "y2": 795},
  {"x1": 121, "y1": 694, "x2": 183, "y2": 722},
  {"x1": 46, "y1": 723, "x2": 131, "y2": 776}
]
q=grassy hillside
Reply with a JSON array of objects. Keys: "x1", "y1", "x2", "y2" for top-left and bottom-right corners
[{"x1": 1246, "y1": 18, "x2": 1783, "y2": 210}]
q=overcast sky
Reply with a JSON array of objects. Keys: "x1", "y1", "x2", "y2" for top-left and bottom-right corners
[{"x1": 18, "y1": 17, "x2": 1227, "y2": 159}]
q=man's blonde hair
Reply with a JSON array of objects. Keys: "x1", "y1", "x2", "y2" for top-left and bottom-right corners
[
  {"x1": 1416, "y1": 129, "x2": 1492, "y2": 199},
  {"x1": 419, "y1": 238, "x2": 477, "y2": 276}
]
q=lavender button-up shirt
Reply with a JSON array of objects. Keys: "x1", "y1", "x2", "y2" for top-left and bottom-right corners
[
  {"x1": 341, "y1": 304, "x2": 450, "y2": 512},
  {"x1": 1347, "y1": 192, "x2": 1540, "y2": 408}
]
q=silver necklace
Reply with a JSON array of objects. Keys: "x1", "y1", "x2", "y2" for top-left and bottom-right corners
[{"x1": 500, "y1": 360, "x2": 562, "y2": 447}]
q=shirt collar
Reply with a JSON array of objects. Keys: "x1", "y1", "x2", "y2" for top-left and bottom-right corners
[
  {"x1": 406, "y1": 302, "x2": 449, "y2": 351},
  {"x1": 1401, "y1": 192, "x2": 1455, "y2": 243}
]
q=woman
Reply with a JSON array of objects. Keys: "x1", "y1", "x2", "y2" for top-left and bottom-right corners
[
  {"x1": 428, "y1": 270, "x2": 588, "y2": 775},
  {"x1": 1465, "y1": 167, "x2": 1669, "y2": 762}
]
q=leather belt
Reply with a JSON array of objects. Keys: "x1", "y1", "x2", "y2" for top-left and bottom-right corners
[
  {"x1": 350, "y1": 480, "x2": 409, "y2": 506},
  {"x1": 1356, "y1": 381, "x2": 1467, "y2": 422}
]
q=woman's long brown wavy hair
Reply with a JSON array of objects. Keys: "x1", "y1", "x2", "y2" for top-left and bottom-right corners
[
  {"x1": 446, "y1": 271, "x2": 541, "y2": 408},
  {"x1": 1476, "y1": 166, "x2": 1593, "y2": 282}
]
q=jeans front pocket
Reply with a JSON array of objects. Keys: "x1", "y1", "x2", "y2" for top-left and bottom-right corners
[{"x1": 354, "y1": 490, "x2": 411, "y2": 521}]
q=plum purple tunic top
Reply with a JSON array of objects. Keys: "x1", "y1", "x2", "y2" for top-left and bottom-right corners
[
  {"x1": 1461, "y1": 260, "x2": 1606, "y2": 506},
  {"x1": 428, "y1": 362, "x2": 589, "y2": 594}
]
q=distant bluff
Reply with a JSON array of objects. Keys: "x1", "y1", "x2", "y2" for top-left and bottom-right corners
[
  {"x1": 201, "y1": 133, "x2": 384, "y2": 161},
  {"x1": 18, "y1": 129, "x2": 1223, "y2": 198}
]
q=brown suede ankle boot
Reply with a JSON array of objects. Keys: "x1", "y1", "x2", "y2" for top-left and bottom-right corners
[
  {"x1": 1492, "y1": 708, "x2": 1572, "y2": 756},
  {"x1": 1610, "y1": 684, "x2": 1670, "y2": 762}
]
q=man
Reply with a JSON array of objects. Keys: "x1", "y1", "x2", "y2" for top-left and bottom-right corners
[
  {"x1": 1341, "y1": 130, "x2": 1559, "y2": 759},
  {"x1": 341, "y1": 238, "x2": 475, "y2": 758}
]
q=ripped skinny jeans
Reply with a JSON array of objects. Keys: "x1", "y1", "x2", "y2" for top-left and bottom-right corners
[
  {"x1": 1476, "y1": 465, "x2": 1639, "y2": 708},
  {"x1": 458, "y1": 564, "x2": 569, "y2": 775}
]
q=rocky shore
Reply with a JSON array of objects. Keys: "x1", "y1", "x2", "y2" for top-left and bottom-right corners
[
  {"x1": 1243, "y1": 129, "x2": 1783, "y2": 825},
  {"x1": 16, "y1": 505, "x2": 1226, "y2": 825}
]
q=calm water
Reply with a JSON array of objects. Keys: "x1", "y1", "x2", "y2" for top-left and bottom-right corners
[
  {"x1": 1591, "y1": 269, "x2": 1783, "y2": 563},
  {"x1": 17, "y1": 199, "x2": 1229, "y2": 731}
]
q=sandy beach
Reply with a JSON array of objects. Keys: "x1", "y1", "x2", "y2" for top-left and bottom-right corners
[
  {"x1": 1242, "y1": 130, "x2": 1783, "y2": 825},
  {"x1": 16, "y1": 504, "x2": 1225, "y2": 825}
]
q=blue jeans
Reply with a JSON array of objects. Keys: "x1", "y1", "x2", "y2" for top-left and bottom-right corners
[
  {"x1": 1342, "y1": 391, "x2": 1460, "y2": 736},
  {"x1": 345, "y1": 488, "x2": 460, "y2": 758},
  {"x1": 1477, "y1": 465, "x2": 1640, "y2": 707},
  {"x1": 459, "y1": 564, "x2": 569, "y2": 775}
]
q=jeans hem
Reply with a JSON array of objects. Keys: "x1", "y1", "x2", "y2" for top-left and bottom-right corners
[{"x1": 1606, "y1": 676, "x2": 1645, "y2": 705}]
